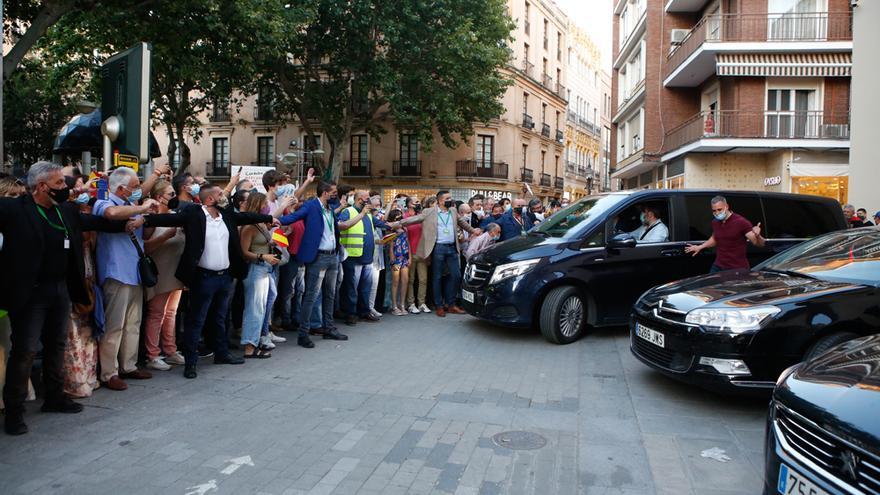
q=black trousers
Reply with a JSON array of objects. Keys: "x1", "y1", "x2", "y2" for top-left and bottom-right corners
[{"x1": 3, "y1": 281, "x2": 70, "y2": 416}]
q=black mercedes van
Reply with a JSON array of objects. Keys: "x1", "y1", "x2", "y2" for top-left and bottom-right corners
[{"x1": 461, "y1": 189, "x2": 847, "y2": 344}]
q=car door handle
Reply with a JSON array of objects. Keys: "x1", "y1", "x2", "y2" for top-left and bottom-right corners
[{"x1": 660, "y1": 248, "x2": 683, "y2": 257}]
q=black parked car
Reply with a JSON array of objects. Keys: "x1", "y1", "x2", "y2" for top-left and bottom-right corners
[
  {"x1": 462, "y1": 189, "x2": 845, "y2": 344},
  {"x1": 631, "y1": 228, "x2": 880, "y2": 394},
  {"x1": 765, "y1": 334, "x2": 880, "y2": 495}
]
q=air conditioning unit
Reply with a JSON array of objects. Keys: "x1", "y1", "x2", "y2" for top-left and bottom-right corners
[{"x1": 670, "y1": 29, "x2": 689, "y2": 45}]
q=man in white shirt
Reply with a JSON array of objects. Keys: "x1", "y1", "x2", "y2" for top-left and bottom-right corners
[{"x1": 628, "y1": 206, "x2": 669, "y2": 244}]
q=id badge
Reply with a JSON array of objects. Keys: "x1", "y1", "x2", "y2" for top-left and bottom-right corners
[{"x1": 64, "y1": 238, "x2": 71, "y2": 250}]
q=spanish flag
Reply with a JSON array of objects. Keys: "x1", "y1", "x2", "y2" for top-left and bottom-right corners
[{"x1": 271, "y1": 229, "x2": 289, "y2": 248}]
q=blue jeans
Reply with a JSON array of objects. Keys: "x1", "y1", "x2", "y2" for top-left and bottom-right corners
[
  {"x1": 341, "y1": 260, "x2": 373, "y2": 317},
  {"x1": 261, "y1": 269, "x2": 278, "y2": 337},
  {"x1": 299, "y1": 252, "x2": 339, "y2": 337},
  {"x1": 310, "y1": 296, "x2": 323, "y2": 330},
  {"x1": 241, "y1": 263, "x2": 273, "y2": 347},
  {"x1": 432, "y1": 243, "x2": 460, "y2": 308},
  {"x1": 184, "y1": 270, "x2": 233, "y2": 365},
  {"x1": 277, "y1": 260, "x2": 304, "y2": 327}
]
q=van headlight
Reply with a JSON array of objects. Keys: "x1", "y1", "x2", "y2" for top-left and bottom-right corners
[
  {"x1": 489, "y1": 259, "x2": 540, "y2": 285},
  {"x1": 685, "y1": 306, "x2": 781, "y2": 333}
]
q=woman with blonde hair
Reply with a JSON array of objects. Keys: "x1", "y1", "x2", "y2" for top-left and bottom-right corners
[{"x1": 239, "y1": 192, "x2": 281, "y2": 358}]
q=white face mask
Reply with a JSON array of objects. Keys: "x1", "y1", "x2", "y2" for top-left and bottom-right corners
[
  {"x1": 535, "y1": 213, "x2": 545, "y2": 222},
  {"x1": 474, "y1": 208, "x2": 485, "y2": 218}
]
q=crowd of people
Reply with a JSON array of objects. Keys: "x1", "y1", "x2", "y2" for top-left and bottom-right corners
[{"x1": 0, "y1": 161, "x2": 560, "y2": 436}]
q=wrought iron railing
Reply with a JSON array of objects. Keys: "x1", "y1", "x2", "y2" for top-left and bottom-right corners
[{"x1": 456, "y1": 160, "x2": 509, "y2": 179}]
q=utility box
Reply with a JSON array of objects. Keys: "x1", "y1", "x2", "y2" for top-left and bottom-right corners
[{"x1": 101, "y1": 42, "x2": 152, "y2": 165}]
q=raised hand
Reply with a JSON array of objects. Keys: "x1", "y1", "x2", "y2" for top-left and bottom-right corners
[
  {"x1": 306, "y1": 168, "x2": 315, "y2": 183},
  {"x1": 752, "y1": 222, "x2": 762, "y2": 237}
]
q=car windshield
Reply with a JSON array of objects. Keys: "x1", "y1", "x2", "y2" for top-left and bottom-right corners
[
  {"x1": 757, "y1": 228, "x2": 880, "y2": 286},
  {"x1": 533, "y1": 194, "x2": 627, "y2": 238}
]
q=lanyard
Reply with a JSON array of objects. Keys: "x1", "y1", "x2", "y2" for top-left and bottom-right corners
[
  {"x1": 322, "y1": 207, "x2": 335, "y2": 233},
  {"x1": 513, "y1": 215, "x2": 525, "y2": 233},
  {"x1": 36, "y1": 204, "x2": 69, "y2": 237},
  {"x1": 438, "y1": 211, "x2": 451, "y2": 227}
]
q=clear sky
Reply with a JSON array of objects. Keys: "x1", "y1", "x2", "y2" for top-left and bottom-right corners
[{"x1": 553, "y1": 0, "x2": 613, "y2": 71}]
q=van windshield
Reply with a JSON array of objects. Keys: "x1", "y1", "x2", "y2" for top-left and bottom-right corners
[{"x1": 533, "y1": 194, "x2": 627, "y2": 238}]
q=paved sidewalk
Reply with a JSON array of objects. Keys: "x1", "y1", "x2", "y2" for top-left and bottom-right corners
[{"x1": 0, "y1": 314, "x2": 768, "y2": 494}]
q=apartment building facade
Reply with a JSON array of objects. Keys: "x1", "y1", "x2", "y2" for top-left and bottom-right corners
[
  {"x1": 611, "y1": 0, "x2": 853, "y2": 204},
  {"x1": 564, "y1": 22, "x2": 613, "y2": 200},
  {"x1": 157, "y1": 0, "x2": 569, "y2": 204}
]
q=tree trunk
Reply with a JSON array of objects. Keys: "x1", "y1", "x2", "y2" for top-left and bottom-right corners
[
  {"x1": 175, "y1": 121, "x2": 191, "y2": 174},
  {"x1": 166, "y1": 122, "x2": 178, "y2": 173},
  {"x1": 3, "y1": 1, "x2": 76, "y2": 81}
]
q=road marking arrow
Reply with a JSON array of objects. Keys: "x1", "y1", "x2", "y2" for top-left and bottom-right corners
[
  {"x1": 184, "y1": 479, "x2": 217, "y2": 495},
  {"x1": 700, "y1": 447, "x2": 731, "y2": 463},
  {"x1": 220, "y1": 455, "x2": 254, "y2": 475}
]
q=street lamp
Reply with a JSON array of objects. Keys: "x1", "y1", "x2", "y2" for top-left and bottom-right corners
[{"x1": 283, "y1": 139, "x2": 324, "y2": 184}]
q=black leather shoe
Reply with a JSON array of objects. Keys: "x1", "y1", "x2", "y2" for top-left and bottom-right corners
[
  {"x1": 323, "y1": 329, "x2": 349, "y2": 341},
  {"x1": 344, "y1": 315, "x2": 358, "y2": 326},
  {"x1": 41, "y1": 398, "x2": 84, "y2": 414},
  {"x1": 4, "y1": 416, "x2": 28, "y2": 436},
  {"x1": 184, "y1": 365, "x2": 198, "y2": 379},
  {"x1": 360, "y1": 313, "x2": 380, "y2": 322},
  {"x1": 214, "y1": 354, "x2": 245, "y2": 365},
  {"x1": 298, "y1": 336, "x2": 315, "y2": 348}
]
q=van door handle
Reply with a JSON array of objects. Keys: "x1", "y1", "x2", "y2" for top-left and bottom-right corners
[{"x1": 660, "y1": 248, "x2": 683, "y2": 257}]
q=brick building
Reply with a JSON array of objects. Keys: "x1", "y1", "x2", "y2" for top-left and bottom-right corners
[{"x1": 611, "y1": 0, "x2": 852, "y2": 204}]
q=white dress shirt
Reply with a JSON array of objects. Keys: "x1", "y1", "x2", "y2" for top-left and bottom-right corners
[
  {"x1": 629, "y1": 220, "x2": 669, "y2": 244},
  {"x1": 198, "y1": 206, "x2": 231, "y2": 270}
]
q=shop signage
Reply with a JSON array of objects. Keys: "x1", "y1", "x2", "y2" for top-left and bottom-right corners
[
  {"x1": 764, "y1": 176, "x2": 782, "y2": 186},
  {"x1": 467, "y1": 189, "x2": 510, "y2": 200}
]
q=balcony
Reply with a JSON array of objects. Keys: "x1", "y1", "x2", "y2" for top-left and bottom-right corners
[
  {"x1": 662, "y1": 110, "x2": 850, "y2": 162},
  {"x1": 456, "y1": 160, "x2": 509, "y2": 179},
  {"x1": 542, "y1": 73, "x2": 553, "y2": 90},
  {"x1": 565, "y1": 161, "x2": 577, "y2": 174},
  {"x1": 210, "y1": 106, "x2": 231, "y2": 123},
  {"x1": 343, "y1": 160, "x2": 371, "y2": 177},
  {"x1": 521, "y1": 167, "x2": 534, "y2": 183},
  {"x1": 207, "y1": 160, "x2": 229, "y2": 176},
  {"x1": 254, "y1": 102, "x2": 275, "y2": 121},
  {"x1": 541, "y1": 123, "x2": 551, "y2": 138},
  {"x1": 567, "y1": 110, "x2": 577, "y2": 123},
  {"x1": 555, "y1": 177, "x2": 564, "y2": 189},
  {"x1": 540, "y1": 173, "x2": 551, "y2": 187},
  {"x1": 555, "y1": 82, "x2": 567, "y2": 100},
  {"x1": 392, "y1": 159, "x2": 422, "y2": 177},
  {"x1": 664, "y1": 12, "x2": 853, "y2": 87},
  {"x1": 524, "y1": 19, "x2": 530, "y2": 35},
  {"x1": 522, "y1": 113, "x2": 535, "y2": 130},
  {"x1": 522, "y1": 59, "x2": 535, "y2": 78},
  {"x1": 556, "y1": 129, "x2": 565, "y2": 144}
]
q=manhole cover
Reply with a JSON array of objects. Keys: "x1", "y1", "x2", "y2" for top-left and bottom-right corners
[{"x1": 492, "y1": 431, "x2": 547, "y2": 450}]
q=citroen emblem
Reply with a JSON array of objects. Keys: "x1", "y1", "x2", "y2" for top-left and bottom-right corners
[{"x1": 839, "y1": 450, "x2": 859, "y2": 481}]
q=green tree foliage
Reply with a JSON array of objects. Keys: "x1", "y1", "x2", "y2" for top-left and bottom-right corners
[{"x1": 269, "y1": 0, "x2": 515, "y2": 181}]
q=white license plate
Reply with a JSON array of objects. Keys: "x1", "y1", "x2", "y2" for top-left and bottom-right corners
[
  {"x1": 777, "y1": 463, "x2": 829, "y2": 495},
  {"x1": 636, "y1": 324, "x2": 665, "y2": 348},
  {"x1": 462, "y1": 290, "x2": 475, "y2": 303}
]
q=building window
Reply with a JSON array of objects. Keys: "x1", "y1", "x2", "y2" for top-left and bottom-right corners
[
  {"x1": 303, "y1": 134, "x2": 322, "y2": 168},
  {"x1": 400, "y1": 134, "x2": 418, "y2": 162},
  {"x1": 523, "y1": 93, "x2": 529, "y2": 115},
  {"x1": 350, "y1": 135, "x2": 368, "y2": 164},
  {"x1": 212, "y1": 137, "x2": 229, "y2": 174},
  {"x1": 543, "y1": 19, "x2": 549, "y2": 50},
  {"x1": 541, "y1": 150, "x2": 546, "y2": 174},
  {"x1": 476, "y1": 135, "x2": 494, "y2": 167},
  {"x1": 257, "y1": 136, "x2": 274, "y2": 167},
  {"x1": 766, "y1": 88, "x2": 818, "y2": 138},
  {"x1": 556, "y1": 32, "x2": 562, "y2": 61},
  {"x1": 541, "y1": 103, "x2": 547, "y2": 124},
  {"x1": 524, "y1": 2, "x2": 530, "y2": 34}
]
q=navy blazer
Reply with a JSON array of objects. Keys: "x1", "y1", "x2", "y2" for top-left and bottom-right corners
[{"x1": 280, "y1": 198, "x2": 339, "y2": 264}]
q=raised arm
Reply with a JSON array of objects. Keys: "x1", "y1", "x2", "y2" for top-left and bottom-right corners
[
  {"x1": 223, "y1": 167, "x2": 243, "y2": 197},
  {"x1": 293, "y1": 168, "x2": 316, "y2": 200},
  {"x1": 76, "y1": 212, "x2": 128, "y2": 233},
  {"x1": 745, "y1": 222, "x2": 765, "y2": 247},
  {"x1": 337, "y1": 207, "x2": 369, "y2": 230},
  {"x1": 279, "y1": 204, "x2": 309, "y2": 226},
  {"x1": 141, "y1": 163, "x2": 171, "y2": 196},
  {"x1": 457, "y1": 215, "x2": 476, "y2": 235},
  {"x1": 232, "y1": 211, "x2": 273, "y2": 226}
]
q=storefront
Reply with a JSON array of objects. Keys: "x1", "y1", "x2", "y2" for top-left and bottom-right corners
[
  {"x1": 787, "y1": 162, "x2": 849, "y2": 205},
  {"x1": 379, "y1": 187, "x2": 515, "y2": 206}
]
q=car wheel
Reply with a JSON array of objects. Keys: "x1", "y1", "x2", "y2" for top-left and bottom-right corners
[
  {"x1": 803, "y1": 332, "x2": 859, "y2": 362},
  {"x1": 539, "y1": 286, "x2": 587, "y2": 345}
]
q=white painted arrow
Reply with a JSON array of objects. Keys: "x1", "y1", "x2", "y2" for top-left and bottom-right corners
[
  {"x1": 220, "y1": 455, "x2": 254, "y2": 475},
  {"x1": 700, "y1": 447, "x2": 731, "y2": 463},
  {"x1": 184, "y1": 479, "x2": 217, "y2": 495}
]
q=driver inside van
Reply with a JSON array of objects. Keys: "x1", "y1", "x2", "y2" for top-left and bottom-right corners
[{"x1": 627, "y1": 206, "x2": 669, "y2": 244}]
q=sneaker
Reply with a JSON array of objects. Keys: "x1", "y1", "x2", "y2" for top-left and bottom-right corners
[
  {"x1": 393, "y1": 307, "x2": 407, "y2": 316},
  {"x1": 408, "y1": 304, "x2": 420, "y2": 314},
  {"x1": 260, "y1": 336, "x2": 276, "y2": 350},
  {"x1": 269, "y1": 331, "x2": 287, "y2": 343},
  {"x1": 369, "y1": 309, "x2": 383, "y2": 319},
  {"x1": 164, "y1": 351, "x2": 185, "y2": 365},
  {"x1": 146, "y1": 358, "x2": 171, "y2": 371},
  {"x1": 419, "y1": 304, "x2": 432, "y2": 314}
]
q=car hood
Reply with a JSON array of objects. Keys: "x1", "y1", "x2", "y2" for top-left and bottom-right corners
[
  {"x1": 776, "y1": 334, "x2": 880, "y2": 454},
  {"x1": 471, "y1": 233, "x2": 566, "y2": 265},
  {"x1": 640, "y1": 270, "x2": 862, "y2": 313}
]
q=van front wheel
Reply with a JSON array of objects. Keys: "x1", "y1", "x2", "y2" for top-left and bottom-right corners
[{"x1": 540, "y1": 286, "x2": 587, "y2": 345}]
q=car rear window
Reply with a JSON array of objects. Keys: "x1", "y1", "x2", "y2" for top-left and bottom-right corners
[{"x1": 761, "y1": 198, "x2": 843, "y2": 239}]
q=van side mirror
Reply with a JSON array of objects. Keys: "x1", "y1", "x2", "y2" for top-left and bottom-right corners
[{"x1": 608, "y1": 233, "x2": 637, "y2": 249}]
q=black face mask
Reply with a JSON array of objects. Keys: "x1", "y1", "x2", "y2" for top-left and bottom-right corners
[
  {"x1": 492, "y1": 213, "x2": 502, "y2": 219},
  {"x1": 444, "y1": 200, "x2": 454, "y2": 209},
  {"x1": 414, "y1": 205, "x2": 423, "y2": 213},
  {"x1": 513, "y1": 207, "x2": 524, "y2": 216},
  {"x1": 48, "y1": 185, "x2": 70, "y2": 205}
]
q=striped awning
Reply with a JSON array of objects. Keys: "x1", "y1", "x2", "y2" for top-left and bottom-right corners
[{"x1": 716, "y1": 53, "x2": 851, "y2": 77}]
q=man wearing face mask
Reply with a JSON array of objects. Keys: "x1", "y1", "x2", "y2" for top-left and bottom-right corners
[
  {"x1": 0, "y1": 162, "x2": 135, "y2": 435},
  {"x1": 497, "y1": 198, "x2": 531, "y2": 242},
  {"x1": 397, "y1": 190, "x2": 480, "y2": 317},
  {"x1": 337, "y1": 191, "x2": 390, "y2": 325},
  {"x1": 92, "y1": 167, "x2": 161, "y2": 391},
  {"x1": 522, "y1": 198, "x2": 545, "y2": 227},
  {"x1": 465, "y1": 223, "x2": 501, "y2": 260},
  {"x1": 480, "y1": 204, "x2": 505, "y2": 230},
  {"x1": 468, "y1": 194, "x2": 485, "y2": 229},
  {"x1": 685, "y1": 195, "x2": 764, "y2": 272},
  {"x1": 627, "y1": 206, "x2": 668, "y2": 244}
]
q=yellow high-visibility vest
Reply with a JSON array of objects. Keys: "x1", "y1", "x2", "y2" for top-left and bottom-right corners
[{"x1": 339, "y1": 206, "x2": 373, "y2": 258}]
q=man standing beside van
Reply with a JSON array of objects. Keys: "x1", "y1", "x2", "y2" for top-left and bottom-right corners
[{"x1": 684, "y1": 196, "x2": 765, "y2": 272}]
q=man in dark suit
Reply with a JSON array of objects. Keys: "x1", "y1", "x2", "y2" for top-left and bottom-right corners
[
  {"x1": 0, "y1": 162, "x2": 131, "y2": 435},
  {"x1": 279, "y1": 181, "x2": 371, "y2": 347},
  {"x1": 142, "y1": 183, "x2": 274, "y2": 379}
]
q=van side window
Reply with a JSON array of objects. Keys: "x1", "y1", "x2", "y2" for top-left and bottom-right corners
[
  {"x1": 684, "y1": 194, "x2": 763, "y2": 241},
  {"x1": 762, "y1": 198, "x2": 841, "y2": 239},
  {"x1": 609, "y1": 199, "x2": 671, "y2": 243},
  {"x1": 583, "y1": 228, "x2": 604, "y2": 247}
]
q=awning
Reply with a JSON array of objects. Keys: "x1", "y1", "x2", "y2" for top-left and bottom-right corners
[
  {"x1": 789, "y1": 162, "x2": 849, "y2": 177},
  {"x1": 716, "y1": 53, "x2": 851, "y2": 77}
]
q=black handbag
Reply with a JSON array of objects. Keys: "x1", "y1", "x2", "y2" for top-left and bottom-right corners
[{"x1": 130, "y1": 233, "x2": 159, "y2": 287}]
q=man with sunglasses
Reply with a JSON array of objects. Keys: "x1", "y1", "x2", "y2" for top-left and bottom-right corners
[{"x1": 685, "y1": 195, "x2": 765, "y2": 273}]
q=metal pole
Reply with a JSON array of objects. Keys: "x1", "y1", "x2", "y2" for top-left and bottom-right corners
[
  {"x1": 81, "y1": 151, "x2": 91, "y2": 175},
  {"x1": 101, "y1": 116, "x2": 120, "y2": 172}
]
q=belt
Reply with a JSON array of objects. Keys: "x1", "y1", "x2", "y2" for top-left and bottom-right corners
[
  {"x1": 437, "y1": 242, "x2": 456, "y2": 246},
  {"x1": 318, "y1": 249, "x2": 337, "y2": 255},
  {"x1": 197, "y1": 267, "x2": 229, "y2": 276}
]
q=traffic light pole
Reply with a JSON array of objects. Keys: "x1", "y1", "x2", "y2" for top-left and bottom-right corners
[{"x1": 101, "y1": 116, "x2": 120, "y2": 172}]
